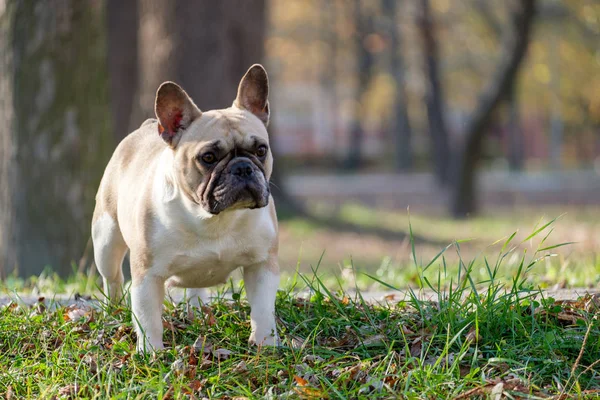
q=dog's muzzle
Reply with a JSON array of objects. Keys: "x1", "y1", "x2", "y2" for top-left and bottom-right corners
[{"x1": 202, "y1": 156, "x2": 269, "y2": 214}]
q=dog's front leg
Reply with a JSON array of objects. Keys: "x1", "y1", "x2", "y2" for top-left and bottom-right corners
[
  {"x1": 243, "y1": 258, "x2": 280, "y2": 346},
  {"x1": 131, "y1": 271, "x2": 165, "y2": 353}
]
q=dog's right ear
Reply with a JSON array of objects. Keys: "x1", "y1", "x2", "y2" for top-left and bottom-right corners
[{"x1": 155, "y1": 82, "x2": 202, "y2": 148}]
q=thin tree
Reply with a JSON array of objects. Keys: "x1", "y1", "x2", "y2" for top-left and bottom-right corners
[
  {"x1": 418, "y1": 0, "x2": 451, "y2": 185},
  {"x1": 418, "y1": 0, "x2": 537, "y2": 217},
  {"x1": 383, "y1": 0, "x2": 413, "y2": 171},
  {"x1": 345, "y1": 0, "x2": 374, "y2": 170},
  {"x1": 451, "y1": 0, "x2": 536, "y2": 217}
]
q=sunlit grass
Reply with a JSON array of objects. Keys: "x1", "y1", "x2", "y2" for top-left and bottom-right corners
[{"x1": 1, "y1": 219, "x2": 599, "y2": 398}]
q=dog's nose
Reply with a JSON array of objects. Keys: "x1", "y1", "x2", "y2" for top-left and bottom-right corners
[{"x1": 231, "y1": 161, "x2": 254, "y2": 178}]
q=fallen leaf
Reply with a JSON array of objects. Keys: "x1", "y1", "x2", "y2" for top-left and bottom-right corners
[
  {"x1": 193, "y1": 335, "x2": 212, "y2": 354},
  {"x1": 233, "y1": 360, "x2": 248, "y2": 373},
  {"x1": 202, "y1": 306, "x2": 217, "y2": 326},
  {"x1": 294, "y1": 375, "x2": 309, "y2": 386},
  {"x1": 361, "y1": 334, "x2": 386, "y2": 347},
  {"x1": 171, "y1": 359, "x2": 186, "y2": 376},
  {"x1": 212, "y1": 348, "x2": 232, "y2": 360},
  {"x1": 465, "y1": 327, "x2": 479, "y2": 344},
  {"x1": 58, "y1": 384, "x2": 78, "y2": 398},
  {"x1": 63, "y1": 304, "x2": 92, "y2": 322},
  {"x1": 302, "y1": 354, "x2": 324, "y2": 364}
]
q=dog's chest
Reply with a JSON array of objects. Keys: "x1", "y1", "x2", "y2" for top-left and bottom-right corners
[{"x1": 155, "y1": 209, "x2": 275, "y2": 287}]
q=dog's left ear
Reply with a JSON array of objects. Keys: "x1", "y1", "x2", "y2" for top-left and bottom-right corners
[
  {"x1": 155, "y1": 82, "x2": 202, "y2": 148},
  {"x1": 234, "y1": 64, "x2": 270, "y2": 126}
]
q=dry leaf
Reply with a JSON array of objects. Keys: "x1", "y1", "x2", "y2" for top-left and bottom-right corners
[
  {"x1": 361, "y1": 334, "x2": 386, "y2": 347},
  {"x1": 293, "y1": 375, "x2": 327, "y2": 399},
  {"x1": 202, "y1": 306, "x2": 217, "y2": 326},
  {"x1": 233, "y1": 360, "x2": 248, "y2": 373},
  {"x1": 63, "y1": 304, "x2": 92, "y2": 322},
  {"x1": 465, "y1": 327, "x2": 479, "y2": 344},
  {"x1": 193, "y1": 335, "x2": 212, "y2": 354},
  {"x1": 302, "y1": 354, "x2": 324, "y2": 364},
  {"x1": 212, "y1": 348, "x2": 232, "y2": 360},
  {"x1": 170, "y1": 359, "x2": 186, "y2": 376},
  {"x1": 490, "y1": 382, "x2": 504, "y2": 400}
]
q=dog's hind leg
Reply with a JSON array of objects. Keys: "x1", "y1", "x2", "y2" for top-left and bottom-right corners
[{"x1": 92, "y1": 212, "x2": 128, "y2": 304}]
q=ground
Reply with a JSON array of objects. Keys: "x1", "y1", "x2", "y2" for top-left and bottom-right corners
[{"x1": 1, "y1": 205, "x2": 600, "y2": 398}]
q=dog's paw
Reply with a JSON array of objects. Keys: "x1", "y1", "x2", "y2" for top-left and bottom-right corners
[
  {"x1": 136, "y1": 340, "x2": 165, "y2": 354},
  {"x1": 249, "y1": 330, "x2": 279, "y2": 347}
]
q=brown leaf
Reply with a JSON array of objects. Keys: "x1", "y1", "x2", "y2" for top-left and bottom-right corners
[
  {"x1": 233, "y1": 361, "x2": 248, "y2": 374},
  {"x1": 112, "y1": 354, "x2": 131, "y2": 370},
  {"x1": 293, "y1": 375, "x2": 327, "y2": 399},
  {"x1": 193, "y1": 335, "x2": 212, "y2": 354},
  {"x1": 401, "y1": 326, "x2": 415, "y2": 335},
  {"x1": 202, "y1": 306, "x2": 217, "y2": 326},
  {"x1": 465, "y1": 327, "x2": 479, "y2": 344},
  {"x1": 57, "y1": 384, "x2": 78, "y2": 398},
  {"x1": 294, "y1": 375, "x2": 309, "y2": 386},
  {"x1": 302, "y1": 355, "x2": 325, "y2": 365},
  {"x1": 63, "y1": 304, "x2": 92, "y2": 322},
  {"x1": 410, "y1": 337, "x2": 422, "y2": 357}
]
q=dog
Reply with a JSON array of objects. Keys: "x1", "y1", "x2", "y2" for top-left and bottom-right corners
[{"x1": 92, "y1": 64, "x2": 279, "y2": 353}]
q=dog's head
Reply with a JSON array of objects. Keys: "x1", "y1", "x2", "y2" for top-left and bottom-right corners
[{"x1": 154, "y1": 64, "x2": 272, "y2": 215}]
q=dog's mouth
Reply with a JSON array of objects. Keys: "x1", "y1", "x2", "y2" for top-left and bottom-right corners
[{"x1": 199, "y1": 156, "x2": 269, "y2": 215}]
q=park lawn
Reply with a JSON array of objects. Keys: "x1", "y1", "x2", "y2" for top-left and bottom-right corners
[
  {"x1": 277, "y1": 204, "x2": 600, "y2": 290},
  {"x1": 1, "y1": 221, "x2": 600, "y2": 399}
]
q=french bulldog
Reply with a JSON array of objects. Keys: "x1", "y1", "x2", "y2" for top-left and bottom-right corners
[{"x1": 92, "y1": 64, "x2": 279, "y2": 353}]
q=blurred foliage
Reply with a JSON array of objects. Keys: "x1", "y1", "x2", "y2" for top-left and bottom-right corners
[{"x1": 266, "y1": 0, "x2": 600, "y2": 166}]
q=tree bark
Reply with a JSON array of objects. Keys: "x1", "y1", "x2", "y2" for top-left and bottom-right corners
[
  {"x1": 106, "y1": 0, "x2": 139, "y2": 139},
  {"x1": 450, "y1": 0, "x2": 536, "y2": 217},
  {"x1": 383, "y1": 0, "x2": 413, "y2": 171},
  {"x1": 418, "y1": 0, "x2": 451, "y2": 185},
  {"x1": 0, "y1": 2, "x2": 17, "y2": 277},
  {"x1": 344, "y1": 0, "x2": 373, "y2": 170},
  {"x1": 507, "y1": 78, "x2": 524, "y2": 171},
  {"x1": 1, "y1": 1, "x2": 113, "y2": 277},
  {"x1": 134, "y1": 0, "x2": 266, "y2": 121}
]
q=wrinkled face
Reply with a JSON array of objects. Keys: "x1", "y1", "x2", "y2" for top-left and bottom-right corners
[
  {"x1": 154, "y1": 64, "x2": 273, "y2": 215},
  {"x1": 173, "y1": 109, "x2": 272, "y2": 214}
]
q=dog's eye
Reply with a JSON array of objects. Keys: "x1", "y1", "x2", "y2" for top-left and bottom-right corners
[
  {"x1": 256, "y1": 145, "x2": 268, "y2": 158},
  {"x1": 200, "y1": 152, "x2": 216, "y2": 164}
]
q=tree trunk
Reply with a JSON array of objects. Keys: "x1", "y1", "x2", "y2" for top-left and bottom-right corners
[
  {"x1": 507, "y1": 78, "x2": 524, "y2": 171},
  {"x1": 383, "y1": 0, "x2": 413, "y2": 171},
  {"x1": 106, "y1": 0, "x2": 139, "y2": 139},
  {"x1": 0, "y1": 2, "x2": 17, "y2": 277},
  {"x1": 344, "y1": 0, "x2": 373, "y2": 170},
  {"x1": 134, "y1": 0, "x2": 266, "y2": 121},
  {"x1": 418, "y1": 0, "x2": 451, "y2": 185},
  {"x1": 1, "y1": 1, "x2": 113, "y2": 277},
  {"x1": 450, "y1": 0, "x2": 536, "y2": 217}
]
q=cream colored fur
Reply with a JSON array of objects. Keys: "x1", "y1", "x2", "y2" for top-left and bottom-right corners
[{"x1": 92, "y1": 65, "x2": 279, "y2": 353}]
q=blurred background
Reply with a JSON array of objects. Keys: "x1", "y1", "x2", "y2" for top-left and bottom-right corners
[{"x1": 1, "y1": 0, "x2": 599, "y2": 290}]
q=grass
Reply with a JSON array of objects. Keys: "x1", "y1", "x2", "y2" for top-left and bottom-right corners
[
  {"x1": 1, "y1": 218, "x2": 600, "y2": 398},
  {"x1": 278, "y1": 204, "x2": 600, "y2": 290}
]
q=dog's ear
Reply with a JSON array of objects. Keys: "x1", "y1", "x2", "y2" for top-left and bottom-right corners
[
  {"x1": 234, "y1": 64, "x2": 270, "y2": 126},
  {"x1": 155, "y1": 82, "x2": 201, "y2": 147}
]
